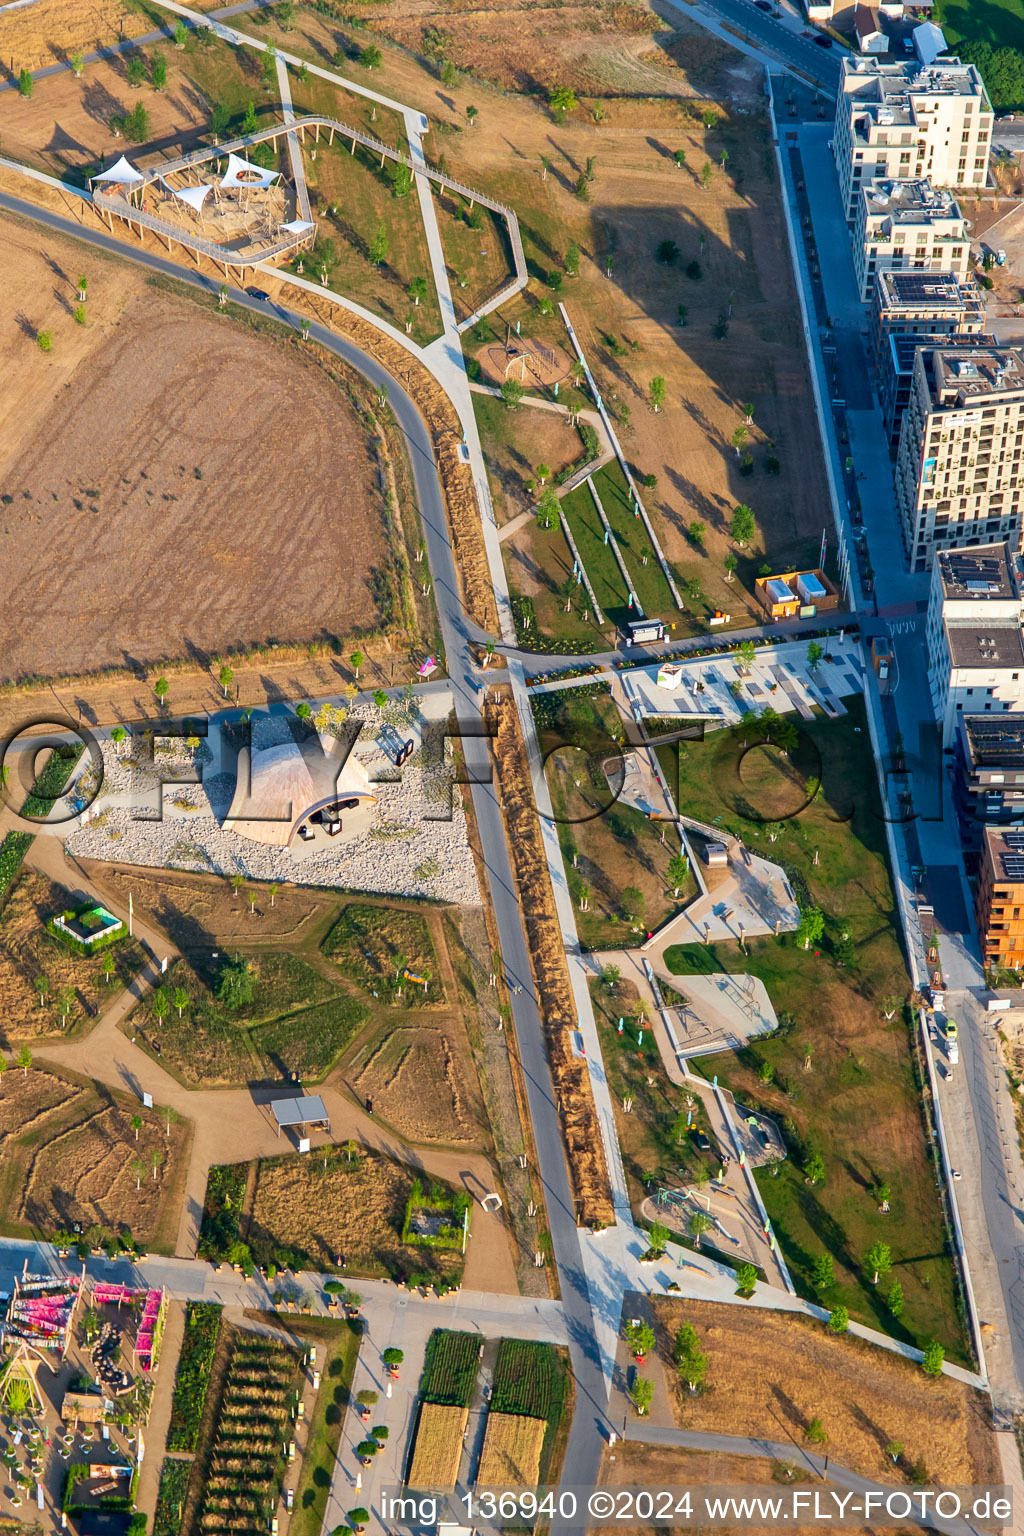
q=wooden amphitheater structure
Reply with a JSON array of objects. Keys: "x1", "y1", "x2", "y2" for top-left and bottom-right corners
[{"x1": 90, "y1": 113, "x2": 527, "y2": 308}]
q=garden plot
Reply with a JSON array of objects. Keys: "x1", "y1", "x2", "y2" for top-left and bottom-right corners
[
  {"x1": 65, "y1": 699, "x2": 480, "y2": 905},
  {"x1": 406, "y1": 1402, "x2": 468, "y2": 1490},
  {"x1": 245, "y1": 1147, "x2": 468, "y2": 1283},
  {"x1": 349, "y1": 1024, "x2": 479, "y2": 1144},
  {"x1": 0, "y1": 870, "x2": 144, "y2": 1043},
  {"x1": 476, "y1": 1413, "x2": 544, "y2": 1488},
  {"x1": 0, "y1": 1066, "x2": 188, "y2": 1250},
  {"x1": 199, "y1": 1332, "x2": 302, "y2": 1536},
  {"x1": 322, "y1": 903, "x2": 443, "y2": 1005}
]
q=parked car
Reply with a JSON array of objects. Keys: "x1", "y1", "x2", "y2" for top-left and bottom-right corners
[
  {"x1": 755, "y1": 3, "x2": 773, "y2": 12},
  {"x1": 814, "y1": 33, "x2": 833, "y2": 46},
  {"x1": 245, "y1": 286, "x2": 271, "y2": 301},
  {"x1": 694, "y1": 1130, "x2": 712, "y2": 1152},
  {"x1": 944, "y1": 1018, "x2": 958, "y2": 1041},
  {"x1": 754, "y1": 1124, "x2": 771, "y2": 1147}
]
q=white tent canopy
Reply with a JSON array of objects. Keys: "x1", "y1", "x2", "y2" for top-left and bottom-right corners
[
  {"x1": 280, "y1": 219, "x2": 314, "y2": 233},
  {"x1": 172, "y1": 184, "x2": 213, "y2": 213},
  {"x1": 93, "y1": 155, "x2": 143, "y2": 185},
  {"x1": 220, "y1": 151, "x2": 279, "y2": 191}
]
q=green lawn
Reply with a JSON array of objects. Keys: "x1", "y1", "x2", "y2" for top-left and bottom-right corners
[
  {"x1": 591, "y1": 463, "x2": 677, "y2": 621},
  {"x1": 287, "y1": 1318, "x2": 361, "y2": 1536},
  {"x1": 655, "y1": 703, "x2": 968, "y2": 1363},
  {"x1": 934, "y1": 0, "x2": 1024, "y2": 49},
  {"x1": 559, "y1": 482, "x2": 631, "y2": 624}
]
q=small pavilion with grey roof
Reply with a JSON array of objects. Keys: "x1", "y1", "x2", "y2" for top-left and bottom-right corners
[{"x1": 271, "y1": 1094, "x2": 330, "y2": 1138}]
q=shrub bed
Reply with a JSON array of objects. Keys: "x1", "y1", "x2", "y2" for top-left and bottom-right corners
[
  {"x1": 154, "y1": 1458, "x2": 192, "y2": 1536},
  {"x1": 167, "y1": 1303, "x2": 223, "y2": 1452},
  {"x1": 419, "y1": 1329, "x2": 480, "y2": 1407}
]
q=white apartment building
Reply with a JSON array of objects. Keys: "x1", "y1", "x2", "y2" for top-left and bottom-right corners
[
  {"x1": 853, "y1": 179, "x2": 968, "y2": 301},
  {"x1": 896, "y1": 345, "x2": 1024, "y2": 572},
  {"x1": 833, "y1": 56, "x2": 992, "y2": 223},
  {"x1": 925, "y1": 543, "x2": 1024, "y2": 742}
]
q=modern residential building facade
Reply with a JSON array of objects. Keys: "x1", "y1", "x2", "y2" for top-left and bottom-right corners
[
  {"x1": 955, "y1": 714, "x2": 1024, "y2": 832},
  {"x1": 833, "y1": 56, "x2": 993, "y2": 223},
  {"x1": 880, "y1": 330, "x2": 996, "y2": 451},
  {"x1": 976, "y1": 824, "x2": 1024, "y2": 970},
  {"x1": 925, "y1": 543, "x2": 1024, "y2": 742},
  {"x1": 853, "y1": 179, "x2": 968, "y2": 302},
  {"x1": 870, "y1": 268, "x2": 985, "y2": 366},
  {"x1": 896, "y1": 345, "x2": 1024, "y2": 570}
]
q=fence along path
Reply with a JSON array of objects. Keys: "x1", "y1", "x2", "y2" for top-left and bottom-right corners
[{"x1": 93, "y1": 113, "x2": 527, "y2": 301}]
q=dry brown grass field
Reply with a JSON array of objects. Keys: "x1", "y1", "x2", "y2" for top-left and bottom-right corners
[
  {"x1": 0, "y1": 870, "x2": 145, "y2": 1042},
  {"x1": 2, "y1": 0, "x2": 154, "y2": 77},
  {"x1": 349, "y1": 1023, "x2": 480, "y2": 1144},
  {"x1": 476, "y1": 1412, "x2": 545, "y2": 1487},
  {"x1": 407, "y1": 1402, "x2": 469, "y2": 1488},
  {"x1": 0, "y1": 1064, "x2": 189, "y2": 1248},
  {"x1": 0, "y1": 270, "x2": 385, "y2": 681},
  {"x1": 654, "y1": 1299, "x2": 999, "y2": 1488}
]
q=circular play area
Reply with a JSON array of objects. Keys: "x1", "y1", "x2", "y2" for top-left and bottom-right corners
[{"x1": 479, "y1": 335, "x2": 573, "y2": 390}]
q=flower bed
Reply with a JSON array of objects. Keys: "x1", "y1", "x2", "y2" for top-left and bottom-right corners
[{"x1": 167, "y1": 1303, "x2": 222, "y2": 1453}]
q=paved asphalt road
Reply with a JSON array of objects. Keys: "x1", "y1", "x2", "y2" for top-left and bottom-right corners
[
  {"x1": 664, "y1": 0, "x2": 841, "y2": 92},
  {"x1": 0, "y1": 186, "x2": 612, "y2": 1522}
]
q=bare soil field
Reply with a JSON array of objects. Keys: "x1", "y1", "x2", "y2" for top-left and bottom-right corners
[
  {"x1": 0, "y1": 278, "x2": 386, "y2": 682},
  {"x1": 247, "y1": 1145, "x2": 465, "y2": 1280},
  {"x1": 594, "y1": 1441, "x2": 884, "y2": 1536},
  {"x1": 653, "y1": 1299, "x2": 999, "y2": 1488},
  {"x1": 348, "y1": 1022, "x2": 479, "y2": 1143},
  {"x1": 2, "y1": 0, "x2": 153, "y2": 77},
  {"x1": 0, "y1": 868, "x2": 145, "y2": 1043},
  {"x1": 0, "y1": 1064, "x2": 188, "y2": 1249}
]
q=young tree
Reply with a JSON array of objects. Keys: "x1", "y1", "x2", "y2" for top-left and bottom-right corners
[
  {"x1": 382, "y1": 1347, "x2": 404, "y2": 1367},
  {"x1": 674, "y1": 1322, "x2": 708, "y2": 1391},
  {"x1": 629, "y1": 1376, "x2": 653, "y2": 1415},
  {"x1": 921, "y1": 1341, "x2": 944, "y2": 1376},
  {"x1": 735, "y1": 1262, "x2": 757, "y2": 1297},
  {"x1": 574, "y1": 171, "x2": 589, "y2": 200},
  {"x1": 441, "y1": 58, "x2": 456, "y2": 87},
  {"x1": 359, "y1": 44, "x2": 382, "y2": 68},
  {"x1": 548, "y1": 85, "x2": 577, "y2": 121},
  {"x1": 296, "y1": 701, "x2": 313, "y2": 722},
  {"x1": 101, "y1": 952, "x2": 117, "y2": 987},
  {"x1": 667, "y1": 852, "x2": 690, "y2": 897},
  {"x1": 70, "y1": 51, "x2": 85, "y2": 78},
  {"x1": 123, "y1": 101, "x2": 151, "y2": 142},
  {"x1": 130, "y1": 1158, "x2": 146, "y2": 1191},
  {"x1": 153, "y1": 676, "x2": 169, "y2": 705},
  {"x1": 864, "y1": 1240, "x2": 892, "y2": 1286},
  {"x1": 126, "y1": 54, "x2": 146, "y2": 87},
  {"x1": 805, "y1": 1417, "x2": 827, "y2": 1446},
  {"x1": 649, "y1": 376, "x2": 667, "y2": 413},
  {"x1": 886, "y1": 1440, "x2": 904, "y2": 1465},
  {"x1": 797, "y1": 905, "x2": 825, "y2": 950},
  {"x1": 501, "y1": 377, "x2": 525, "y2": 410},
  {"x1": 407, "y1": 275, "x2": 428, "y2": 308},
  {"x1": 699, "y1": 160, "x2": 713, "y2": 188},
  {"x1": 736, "y1": 640, "x2": 756, "y2": 674},
  {"x1": 216, "y1": 662, "x2": 234, "y2": 699},
  {"x1": 729, "y1": 503, "x2": 756, "y2": 546},
  {"x1": 827, "y1": 1305, "x2": 849, "y2": 1334},
  {"x1": 151, "y1": 52, "x2": 167, "y2": 89},
  {"x1": 18, "y1": 69, "x2": 33, "y2": 98},
  {"x1": 648, "y1": 1222, "x2": 669, "y2": 1255},
  {"x1": 130, "y1": 1115, "x2": 142, "y2": 1142},
  {"x1": 723, "y1": 552, "x2": 738, "y2": 583},
  {"x1": 173, "y1": 987, "x2": 189, "y2": 1019},
  {"x1": 17, "y1": 1046, "x2": 32, "y2": 1077},
  {"x1": 621, "y1": 886, "x2": 645, "y2": 925},
  {"x1": 656, "y1": 239, "x2": 679, "y2": 264},
  {"x1": 887, "y1": 1279, "x2": 905, "y2": 1318},
  {"x1": 564, "y1": 241, "x2": 580, "y2": 277},
  {"x1": 152, "y1": 989, "x2": 170, "y2": 1026},
  {"x1": 688, "y1": 519, "x2": 706, "y2": 550},
  {"x1": 757, "y1": 1060, "x2": 774, "y2": 1085},
  {"x1": 625, "y1": 1319, "x2": 655, "y2": 1356},
  {"x1": 688, "y1": 1210, "x2": 712, "y2": 1248},
  {"x1": 807, "y1": 640, "x2": 824, "y2": 670},
  {"x1": 465, "y1": 104, "x2": 478, "y2": 126},
  {"x1": 35, "y1": 975, "x2": 50, "y2": 1009},
  {"x1": 730, "y1": 424, "x2": 748, "y2": 457},
  {"x1": 148, "y1": 1146, "x2": 164, "y2": 1180},
  {"x1": 348, "y1": 1511, "x2": 370, "y2": 1533},
  {"x1": 216, "y1": 954, "x2": 257, "y2": 1009},
  {"x1": 673, "y1": 147, "x2": 686, "y2": 168},
  {"x1": 59, "y1": 985, "x2": 76, "y2": 1027},
  {"x1": 804, "y1": 1151, "x2": 826, "y2": 1185},
  {"x1": 74, "y1": 305, "x2": 87, "y2": 326},
  {"x1": 811, "y1": 1252, "x2": 834, "y2": 1291},
  {"x1": 174, "y1": 18, "x2": 188, "y2": 47},
  {"x1": 37, "y1": 330, "x2": 53, "y2": 352},
  {"x1": 369, "y1": 221, "x2": 389, "y2": 266}
]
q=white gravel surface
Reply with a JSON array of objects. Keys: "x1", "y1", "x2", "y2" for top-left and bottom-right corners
[{"x1": 65, "y1": 702, "x2": 480, "y2": 905}]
